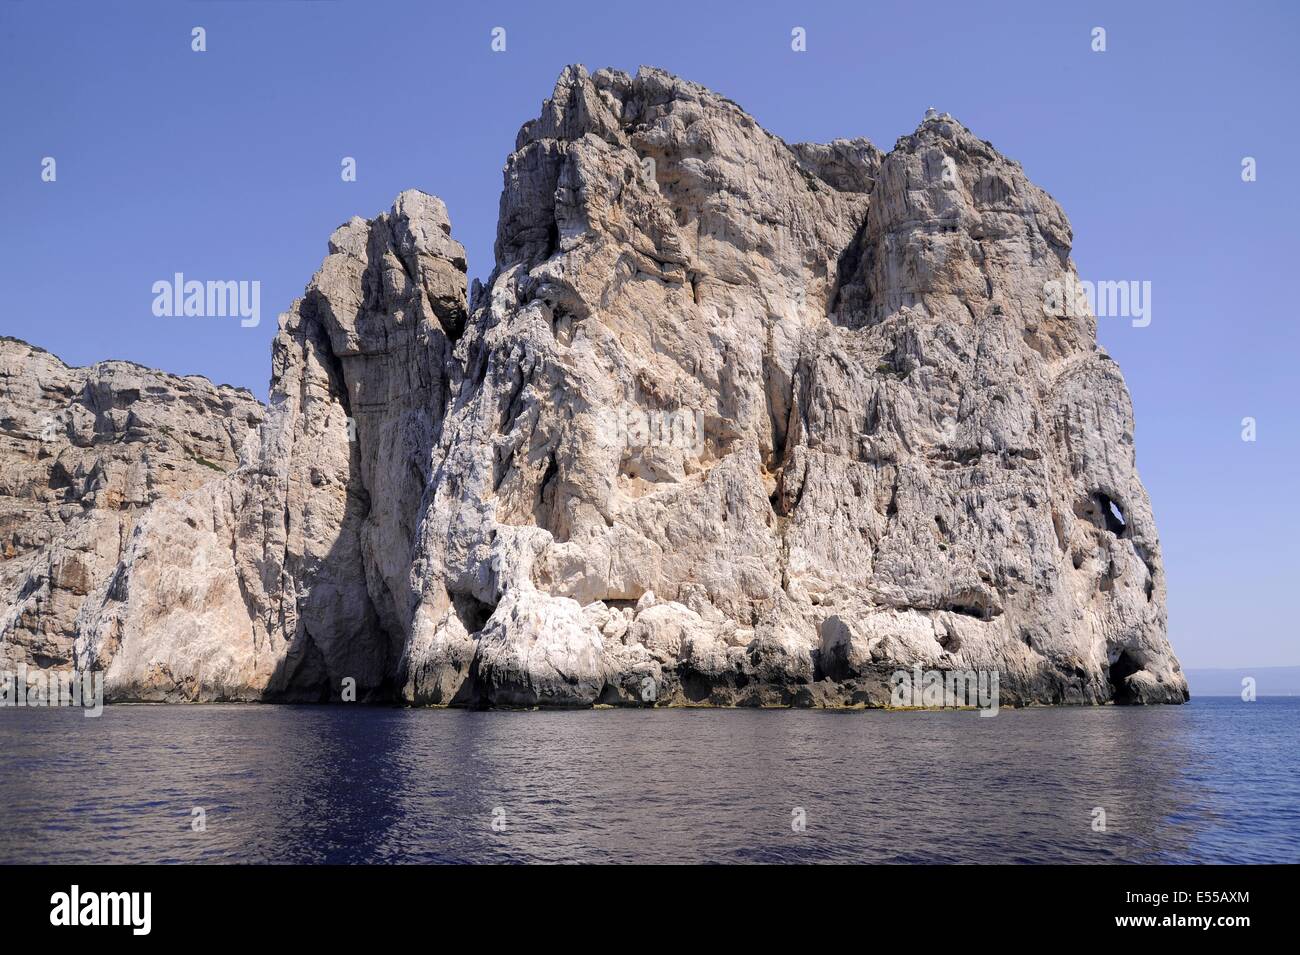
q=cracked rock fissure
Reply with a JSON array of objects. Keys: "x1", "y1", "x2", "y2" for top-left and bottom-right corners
[{"x1": 0, "y1": 65, "x2": 1186, "y2": 708}]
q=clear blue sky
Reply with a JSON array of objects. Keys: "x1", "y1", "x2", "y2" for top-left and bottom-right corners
[{"x1": 1, "y1": 0, "x2": 1296, "y2": 668}]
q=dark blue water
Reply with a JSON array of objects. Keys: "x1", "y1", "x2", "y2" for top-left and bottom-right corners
[{"x1": 0, "y1": 698, "x2": 1295, "y2": 863}]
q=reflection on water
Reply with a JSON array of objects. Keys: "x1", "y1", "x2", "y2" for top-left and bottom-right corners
[{"x1": 1, "y1": 699, "x2": 1295, "y2": 863}]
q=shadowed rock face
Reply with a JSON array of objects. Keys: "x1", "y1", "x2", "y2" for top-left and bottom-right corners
[{"x1": 1, "y1": 65, "x2": 1187, "y2": 707}]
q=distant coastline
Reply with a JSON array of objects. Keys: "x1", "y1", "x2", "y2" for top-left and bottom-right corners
[{"x1": 1184, "y1": 666, "x2": 1300, "y2": 697}]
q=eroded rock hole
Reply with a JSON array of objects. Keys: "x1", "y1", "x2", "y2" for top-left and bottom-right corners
[
  {"x1": 1107, "y1": 650, "x2": 1143, "y2": 704},
  {"x1": 1102, "y1": 495, "x2": 1127, "y2": 535},
  {"x1": 1076, "y1": 492, "x2": 1128, "y2": 537},
  {"x1": 539, "y1": 454, "x2": 559, "y2": 507},
  {"x1": 943, "y1": 589, "x2": 999, "y2": 621},
  {"x1": 451, "y1": 592, "x2": 497, "y2": 635}
]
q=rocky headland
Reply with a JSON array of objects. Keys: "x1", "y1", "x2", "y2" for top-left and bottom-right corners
[{"x1": 0, "y1": 66, "x2": 1187, "y2": 708}]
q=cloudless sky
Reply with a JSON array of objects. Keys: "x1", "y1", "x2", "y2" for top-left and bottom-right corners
[{"x1": 1, "y1": 0, "x2": 1296, "y2": 668}]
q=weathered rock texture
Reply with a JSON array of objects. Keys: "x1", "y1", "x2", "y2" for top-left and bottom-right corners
[
  {"x1": 0, "y1": 338, "x2": 262, "y2": 676},
  {"x1": 1, "y1": 66, "x2": 1187, "y2": 706}
]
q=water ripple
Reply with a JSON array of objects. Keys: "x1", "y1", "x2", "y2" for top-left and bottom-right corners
[{"x1": 0, "y1": 698, "x2": 1295, "y2": 864}]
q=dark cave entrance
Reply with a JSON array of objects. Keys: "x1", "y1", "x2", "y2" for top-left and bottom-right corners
[
  {"x1": 452, "y1": 592, "x2": 497, "y2": 635},
  {"x1": 1107, "y1": 650, "x2": 1143, "y2": 704}
]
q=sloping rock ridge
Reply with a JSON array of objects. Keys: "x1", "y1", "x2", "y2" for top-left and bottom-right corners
[{"x1": 1, "y1": 65, "x2": 1187, "y2": 707}]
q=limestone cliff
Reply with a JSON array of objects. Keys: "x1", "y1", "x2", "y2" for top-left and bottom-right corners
[{"x1": 0, "y1": 66, "x2": 1187, "y2": 706}]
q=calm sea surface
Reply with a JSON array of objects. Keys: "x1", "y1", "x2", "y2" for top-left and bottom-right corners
[{"x1": 0, "y1": 697, "x2": 1295, "y2": 864}]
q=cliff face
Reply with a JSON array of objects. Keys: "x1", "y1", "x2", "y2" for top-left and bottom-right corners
[
  {"x1": 0, "y1": 66, "x2": 1187, "y2": 706},
  {"x1": 0, "y1": 338, "x2": 262, "y2": 675}
]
